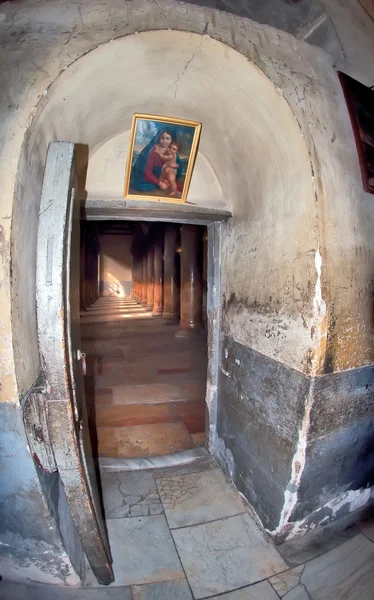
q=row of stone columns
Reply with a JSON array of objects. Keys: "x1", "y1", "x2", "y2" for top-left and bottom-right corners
[
  {"x1": 131, "y1": 224, "x2": 204, "y2": 332},
  {"x1": 80, "y1": 223, "x2": 100, "y2": 309}
]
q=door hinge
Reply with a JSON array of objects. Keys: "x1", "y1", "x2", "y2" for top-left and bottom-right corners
[{"x1": 22, "y1": 377, "x2": 57, "y2": 473}]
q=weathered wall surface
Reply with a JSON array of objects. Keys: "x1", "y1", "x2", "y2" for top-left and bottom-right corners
[
  {"x1": 217, "y1": 338, "x2": 310, "y2": 530},
  {"x1": 9, "y1": 28, "x2": 319, "y2": 398},
  {"x1": 99, "y1": 234, "x2": 133, "y2": 296},
  {"x1": 0, "y1": 403, "x2": 81, "y2": 584},
  {"x1": 86, "y1": 132, "x2": 225, "y2": 208},
  {"x1": 0, "y1": 0, "x2": 372, "y2": 581},
  {"x1": 321, "y1": 0, "x2": 374, "y2": 86}
]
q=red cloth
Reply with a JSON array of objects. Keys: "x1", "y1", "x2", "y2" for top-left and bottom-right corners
[
  {"x1": 143, "y1": 148, "x2": 163, "y2": 185},
  {"x1": 144, "y1": 146, "x2": 183, "y2": 192}
]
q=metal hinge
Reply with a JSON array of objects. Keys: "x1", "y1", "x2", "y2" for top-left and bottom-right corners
[{"x1": 22, "y1": 376, "x2": 57, "y2": 473}]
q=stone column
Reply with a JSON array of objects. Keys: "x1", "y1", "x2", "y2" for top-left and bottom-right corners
[
  {"x1": 179, "y1": 225, "x2": 203, "y2": 331},
  {"x1": 163, "y1": 224, "x2": 180, "y2": 321},
  {"x1": 133, "y1": 252, "x2": 139, "y2": 301},
  {"x1": 139, "y1": 252, "x2": 145, "y2": 303},
  {"x1": 92, "y1": 251, "x2": 97, "y2": 302},
  {"x1": 135, "y1": 253, "x2": 140, "y2": 302},
  {"x1": 88, "y1": 246, "x2": 94, "y2": 305},
  {"x1": 152, "y1": 226, "x2": 164, "y2": 316},
  {"x1": 93, "y1": 241, "x2": 99, "y2": 302},
  {"x1": 146, "y1": 235, "x2": 154, "y2": 310},
  {"x1": 141, "y1": 251, "x2": 148, "y2": 305},
  {"x1": 202, "y1": 228, "x2": 208, "y2": 330},
  {"x1": 80, "y1": 224, "x2": 87, "y2": 310},
  {"x1": 137, "y1": 255, "x2": 142, "y2": 302},
  {"x1": 131, "y1": 254, "x2": 137, "y2": 300}
]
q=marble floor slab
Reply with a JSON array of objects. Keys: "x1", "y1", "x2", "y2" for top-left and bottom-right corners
[
  {"x1": 97, "y1": 422, "x2": 195, "y2": 458},
  {"x1": 269, "y1": 564, "x2": 305, "y2": 596},
  {"x1": 283, "y1": 584, "x2": 311, "y2": 600},
  {"x1": 156, "y1": 467, "x2": 245, "y2": 528},
  {"x1": 100, "y1": 470, "x2": 163, "y2": 518},
  {"x1": 208, "y1": 580, "x2": 280, "y2": 599},
  {"x1": 172, "y1": 513, "x2": 287, "y2": 599},
  {"x1": 301, "y1": 533, "x2": 374, "y2": 600},
  {"x1": 0, "y1": 581, "x2": 132, "y2": 600},
  {"x1": 86, "y1": 515, "x2": 184, "y2": 587},
  {"x1": 95, "y1": 402, "x2": 179, "y2": 427},
  {"x1": 113, "y1": 383, "x2": 190, "y2": 405},
  {"x1": 131, "y1": 578, "x2": 193, "y2": 599}
]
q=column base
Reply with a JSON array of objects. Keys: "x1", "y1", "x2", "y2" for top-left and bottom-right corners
[
  {"x1": 163, "y1": 312, "x2": 180, "y2": 323},
  {"x1": 175, "y1": 326, "x2": 205, "y2": 339}
]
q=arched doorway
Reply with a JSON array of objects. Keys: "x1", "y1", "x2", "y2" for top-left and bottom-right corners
[{"x1": 12, "y1": 31, "x2": 317, "y2": 578}]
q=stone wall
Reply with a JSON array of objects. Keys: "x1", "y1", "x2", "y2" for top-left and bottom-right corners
[
  {"x1": 0, "y1": 403, "x2": 81, "y2": 584},
  {"x1": 99, "y1": 234, "x2": 133, "y2": 297},
  {"x1": 0, "y1": 0, "x2": 373, "y2": 582}
]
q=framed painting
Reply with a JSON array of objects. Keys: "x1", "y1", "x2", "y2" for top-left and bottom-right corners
[
  {"x1": 123, "y1": 114, "x2": 202, "y2": 203},
  {"x1": 338, "y1": 72, "x2": 374, "y2": 194}
]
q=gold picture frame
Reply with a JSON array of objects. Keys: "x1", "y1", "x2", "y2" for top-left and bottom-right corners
[{"x1": 123, "y1": 113, "x2": 202, "y2": 203}]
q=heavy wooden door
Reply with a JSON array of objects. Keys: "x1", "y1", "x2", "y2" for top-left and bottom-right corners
[{"x1": 36, "y1": 142, "x2": 114, "y2": 585}]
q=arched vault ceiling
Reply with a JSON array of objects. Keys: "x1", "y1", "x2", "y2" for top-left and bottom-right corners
[{"x1": 32, "y1": 31, "x2": 311, "y2": 213}]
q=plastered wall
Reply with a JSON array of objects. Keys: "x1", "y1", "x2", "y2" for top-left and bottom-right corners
[
  {"x1": 2, "y1": 3, "x2": 371, "y2": 404},
  {"x1": 0, "y1": 0, "x2": 373, "y2": 581},
  {"x1": 99, "y1": 234, "x2": 133, "y2": 297}
]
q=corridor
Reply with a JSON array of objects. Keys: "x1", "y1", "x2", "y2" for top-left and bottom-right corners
[
  {"x1": 79, "y1": 220, "x2": 208, "y2": 460},
  {"x1": 80, "y1": 296, "x2": 207, "y2": 459}
]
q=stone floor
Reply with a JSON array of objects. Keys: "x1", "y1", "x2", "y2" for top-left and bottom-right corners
[
  {"x1": 3, "y1": 295, "x2": 374, "y2": 599},
  {"x1": 3, "y1": 454, "x2": 374, "y2": 599},
  {"x1": 80, "y1": 296, "x2": 207, "y2": 458}
]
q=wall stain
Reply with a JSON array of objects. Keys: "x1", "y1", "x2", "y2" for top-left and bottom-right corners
[{"x1": 323, "y1": 301, "x2": 337, "y2": 374}]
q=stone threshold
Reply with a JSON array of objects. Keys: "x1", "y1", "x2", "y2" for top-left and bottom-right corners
[{"x1": 98, "y1": 447, "x2": 209, "y2": 472}]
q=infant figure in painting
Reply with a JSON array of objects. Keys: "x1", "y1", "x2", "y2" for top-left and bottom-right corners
[{"x1": 154, "y1": 140, "x2": 181, "y2": 197}]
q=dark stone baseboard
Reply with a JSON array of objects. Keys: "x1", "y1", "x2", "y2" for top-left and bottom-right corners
[
  {"x1": 215, "y1": 336, "x2": 374, "y2": 534},
  {"x1": 291, "y1": 364, "x2": 374, "y2": 523},
  {"x1": 216, "y1": 336, "x2": 310, "y2": 530}
]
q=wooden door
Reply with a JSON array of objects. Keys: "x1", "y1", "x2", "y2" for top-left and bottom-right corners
[{"x1": 36, "y1": 142, "x2": 114, "y2": 585}]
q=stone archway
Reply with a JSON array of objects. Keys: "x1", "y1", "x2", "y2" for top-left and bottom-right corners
[
  {"x1": 1, "y1": 0, "x2": 372, "y2": 584},
  {"x1": 11, "y1": 30, "x2": 319, "y2": 542},
  {"x1": 12, "y1": 29, "x2": 315, "y2": 389}
]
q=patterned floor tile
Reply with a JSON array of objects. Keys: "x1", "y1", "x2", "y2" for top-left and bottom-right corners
[
  {"x1": 156, "y1": 468, "x2": 245, "y2": 528},
  {"x1": 269, "y1": 564, "x2": 305, "y2": 596},
  {"x1": 101, "y1": 470, "x2": 163, "y2": 518}
]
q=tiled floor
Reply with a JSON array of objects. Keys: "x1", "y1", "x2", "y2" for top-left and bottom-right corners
[
  {"x1": 4, "y1": 296, "x2": 374, "y2": 599},
  {"x1": 3, "y1": 454, "x2": 374, "y2": 599},
  {"x1": 80, "y1": 296, "x2": 207, "y2": 458}
]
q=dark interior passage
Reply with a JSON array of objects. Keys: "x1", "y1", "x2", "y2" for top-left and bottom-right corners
[{"x1": 79, "y1": 221, "x2": 208, "y2": 459}]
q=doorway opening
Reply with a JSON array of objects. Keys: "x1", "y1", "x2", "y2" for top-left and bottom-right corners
[{"x1": 80, "y1": 220, "x2": 208, "y2": 464}]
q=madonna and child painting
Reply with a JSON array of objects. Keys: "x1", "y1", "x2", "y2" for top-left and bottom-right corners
[{"x1": 124, "y1": 114, "x2": 201, "y2": 203}]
